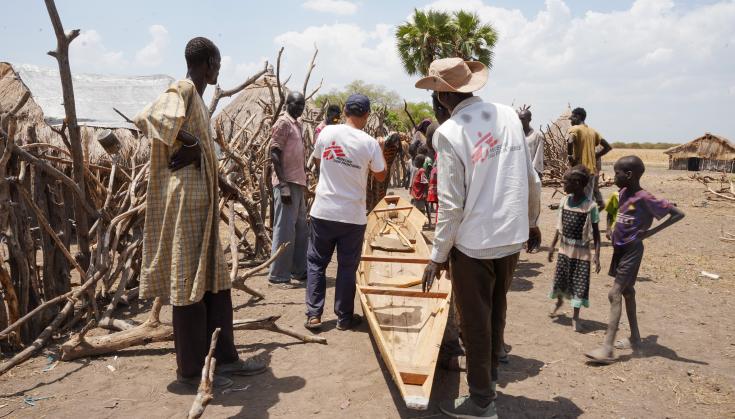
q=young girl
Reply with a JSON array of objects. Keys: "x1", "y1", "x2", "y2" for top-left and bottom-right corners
[
  {"x1": 426, "y1": 164, "x2": 438, "y2": 228},
  {"x1": 548, "y1": 165, "x2": 602, "y2": 332},
  {"x1": 410, "y1": 154, "x2": 430, "y2": 219},
  {"x1": 424, "y1": 124, "x2": 439, "y2": 229}
]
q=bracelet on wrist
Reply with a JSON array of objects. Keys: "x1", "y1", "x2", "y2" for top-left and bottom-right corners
[{"x1": 183, "y1": 140, "x2": 199, "y2": 148}]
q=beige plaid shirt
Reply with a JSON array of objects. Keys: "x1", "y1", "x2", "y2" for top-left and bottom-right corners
[{"x1": 134, "y1": 79, "x2": 229, "y2": 306}]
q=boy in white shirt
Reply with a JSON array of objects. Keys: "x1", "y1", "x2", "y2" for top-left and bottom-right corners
[{"x1": 304, "y1": 94, "x2": 387, "y2": 331}]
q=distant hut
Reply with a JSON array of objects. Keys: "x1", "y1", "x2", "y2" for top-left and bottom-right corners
[
  {"x1": 0, "y1": 62, "x2": 174, "y2": 164},
  {"x1": 664, "y1": 133, "x2": 735, "y2": 173}
]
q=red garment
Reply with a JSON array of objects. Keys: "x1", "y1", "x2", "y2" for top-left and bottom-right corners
[
  {"x1": 427, "y1": 166, "x2": 438, "y2": 203},
  {"x1": 411, "y1": 168, "x2": 428, "y2": 200}
]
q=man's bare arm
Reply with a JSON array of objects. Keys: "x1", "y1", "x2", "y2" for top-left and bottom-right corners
[
  {"x1": 270, "y1": 148, "x2": 292, "y2": 204},
  {"x1": 596, "y1": 138, "x2": 612, "y2": 159}
]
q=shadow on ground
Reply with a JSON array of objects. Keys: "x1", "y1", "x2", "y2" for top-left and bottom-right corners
[
  {"x1": 512, "y1": 261, "x2": 544, "y2": 292},
  {"x1": 0, "y1": 359, "x2": 91, "y2": 398},
  {"x1": 552, "y1": 314, "x2": 608, "y2": 334},
  {"x1": 497, "y1": 394, "x2": 584, "y2": 418},
  {"x1": 202, "y1": 345, "x2": 308, "y2": 418},
  {"x1": 588, "y1": 335, "x2": 709, "y2": 366}
]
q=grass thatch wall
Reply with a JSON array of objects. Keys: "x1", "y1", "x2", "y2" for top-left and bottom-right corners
[{"x1": 1, "y1": 62, "x2": 149, "y2": 166}]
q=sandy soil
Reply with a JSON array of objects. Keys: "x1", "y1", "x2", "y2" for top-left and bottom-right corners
[
  {"x1": 1, "y1": 167, "x2": 734, "y2": 418},
  {"x1": 603, "y1": 148, "x2": 670, "y2": 167}
]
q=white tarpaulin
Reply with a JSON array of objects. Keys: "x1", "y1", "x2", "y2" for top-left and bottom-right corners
[{"x1": 15, "y1": 64, "x2": 174, "y2": 129}]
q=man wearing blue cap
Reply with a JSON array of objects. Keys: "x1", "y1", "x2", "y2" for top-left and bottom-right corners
[{"x1": 304, "y1": 94, "x2": 387, "y2": 331}]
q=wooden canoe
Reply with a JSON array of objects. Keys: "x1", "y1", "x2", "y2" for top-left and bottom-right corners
[{"x1": 357, "y1": 195, "x2": 452, "y2": 410}]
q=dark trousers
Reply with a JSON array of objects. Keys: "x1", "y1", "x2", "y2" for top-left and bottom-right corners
[
  {"x1": 450, "y1": 248, "x2": 520, "y2": 406},
  {"x1": 172, "y1": 289, "x2": 239, "y2": 378},
  {"x1": 305, "y1": 217, "x2": 366, "y2": 322}
]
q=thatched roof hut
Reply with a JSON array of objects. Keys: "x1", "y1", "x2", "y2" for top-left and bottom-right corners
[
  {"x1": 664, "y1": 133, "x2": 735, "y2": 172},
  {"x1": 213, "y1": 74, "x2": 282, "y2": 141},
  {"x1": 213, "y1": 72, "x2": 328, "y2": 152},
  {"x1": 0, "y1": 62, "x2": 174, "y2": 164}
]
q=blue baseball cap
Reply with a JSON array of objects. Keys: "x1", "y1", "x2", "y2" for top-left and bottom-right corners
[{"x1": 345, "y1": 93, "x2": 370, "y2": 116}]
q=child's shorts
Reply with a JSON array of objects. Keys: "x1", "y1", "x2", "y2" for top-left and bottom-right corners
[
  {"x1": 609, "y1": 241, "x2": 644, "y2": 289},
  {"x1": 411, "y1": 199, "x2": 427, "y2": 208}
]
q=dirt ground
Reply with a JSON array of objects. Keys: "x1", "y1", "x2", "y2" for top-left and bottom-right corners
[{"x1": 1, "y1": 166, "x2": 734, "y2": 418}]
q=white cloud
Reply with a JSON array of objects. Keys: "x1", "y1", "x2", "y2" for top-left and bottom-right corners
[
  {"x1": 421, "y1": 0, "x2": 735, "y2": 141},
  {"x1": 218, "y1": 55, "x2": 269, "y2": 88},
  {"x1": 206, "y1": 55, "x2": 270, "y2": 109},
  {"x1": 70, "y1": 30, "x2": 126, "y2": 71},
  {"x1": 640, "y1": 47, "x2": 673, "y2": 65},
  {"x1": 273, "y1": 23, "x2": 413, "y2": 97},
  {"x1": 135, "y1": 25, "x2": 169, "y2": 67},
  {"x1": 302, "y1": 0, "x2": 358, "y2": 15}
]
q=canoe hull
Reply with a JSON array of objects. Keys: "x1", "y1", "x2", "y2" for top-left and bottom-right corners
[{"x1": 358, "y1": 195, "x2": 452, "y2": 410}]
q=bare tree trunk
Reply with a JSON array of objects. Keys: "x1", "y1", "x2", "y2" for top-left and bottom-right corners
[{"x1": 44, "y1": 0, "x2": 91, "y2": 269}]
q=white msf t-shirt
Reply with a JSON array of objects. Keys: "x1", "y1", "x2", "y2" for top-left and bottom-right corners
[{"x1": 310, "y1": 124, "x2": 386, "y2": 225}]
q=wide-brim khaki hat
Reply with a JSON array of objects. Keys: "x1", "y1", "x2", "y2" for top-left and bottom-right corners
[{"x1": 415, "y1": 57, "x2": 488, "y2": 93}]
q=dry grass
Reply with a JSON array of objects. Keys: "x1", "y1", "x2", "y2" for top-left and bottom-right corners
[{"x1": 603, "y1": 148, "x2": 669, "y2": 167}]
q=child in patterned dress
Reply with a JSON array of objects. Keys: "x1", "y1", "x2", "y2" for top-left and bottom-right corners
[{"x1": 548, "y1": 165, "x2": 602, "y2": 332}]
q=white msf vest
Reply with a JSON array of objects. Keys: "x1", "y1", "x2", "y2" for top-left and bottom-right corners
[{"x1": 437, "y1": 101, "x2": 530, "y2": 250}]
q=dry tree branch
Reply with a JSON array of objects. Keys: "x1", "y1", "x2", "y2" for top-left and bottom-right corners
[
  {"x1": 403, "y1": 99, "x2": 418, "y2": 130},
  {"x1": 187, "y1": 328, "x2": 221, "y2": 419},
  {"x1": 305, "y1": 78, "x2": 323, "y2": 102},
  {"x1": 233, "y1": 315, "x2": 326, "y2": 344},
  {"x1": 11, "y1": 145, "x2": 101, "y2": 218},
  {"x1": 302, "y1": 45, "x2": 318, "y2": 96},
  {"x1": 272, "y1": 47, "x2": 286, "y2": 123},
  {"x1": 232, "y1": 242, "x2": 288, "y2": 292},
  {"x1": 60, "y1": 297, "x2": 172, "y2": 361},
  {"x1": 209, "y1": 61, "x2": 269, "y2": 116},
  {"x1": 44, "y1": 0, "x2": 91, "y2": 266}
]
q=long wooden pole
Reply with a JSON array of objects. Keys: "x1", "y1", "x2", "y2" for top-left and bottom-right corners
[{"x1": 44, "y1": 0, "x2": 91, "y2": 268}]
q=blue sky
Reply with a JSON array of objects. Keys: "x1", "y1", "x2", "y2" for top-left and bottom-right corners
[{"x1": 2, "y1": 0, "x2": 734, "y2": 142}]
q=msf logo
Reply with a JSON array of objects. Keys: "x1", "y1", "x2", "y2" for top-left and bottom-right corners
[
  {"x1": 323, "y1": 141, "x2": 346, "y2": 161},
  {"x1": 471, "y1": 130, "x2": 499, "y2": 163}
]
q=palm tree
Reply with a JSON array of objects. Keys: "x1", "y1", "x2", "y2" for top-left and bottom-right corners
[
  {"x1": 448, "y1": 11, "x2": 497, "y2": 69},
  {"x1": 395, "y1": 9, "x2": 498, "y2": 76},
  {"x1": 395, "y1": 9, "x2": 453, "y2": 76}
]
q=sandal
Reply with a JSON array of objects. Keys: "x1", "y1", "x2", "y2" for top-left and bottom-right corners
[
  {"x1": 585, "y1": 347, "x2": 616, "y2": 365},
  {"x1": 336, "y1": 314, "x2": 362, "y2": 331},
  {"x1": 304, "y1": 316, "x2": 322, "y2": 330}
]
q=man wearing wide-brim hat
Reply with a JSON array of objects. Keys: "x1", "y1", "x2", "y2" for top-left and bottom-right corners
[{"x1": 417, "y1": 57, "x2": 542, "y2": 418}]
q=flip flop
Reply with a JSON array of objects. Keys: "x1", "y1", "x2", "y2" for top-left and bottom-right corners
[
  {"x1": 585, "y1": 347, "x2": 616, "y2": 365},
  {"x1": 304, "y1": 316, "x2": 322, "y2": 330}
]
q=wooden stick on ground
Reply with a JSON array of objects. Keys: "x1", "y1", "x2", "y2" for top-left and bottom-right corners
[
  {"x1": 60, "y1": 297, "x2": 173, "y2": 361},
  {"x1": 233, "y1": 315, "x2": 327, "y2": 344},
  {"x1": 231, "y1": 242, "x2": 289, "y2": 298},
  {"x1": 187, "y1": 328, "x2": 221, "y2": 419}
]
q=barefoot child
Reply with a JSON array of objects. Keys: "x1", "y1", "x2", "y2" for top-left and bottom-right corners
[
  {"x1": 586, "y1": 156, "x2": 684, "y2": 363},
  {"x1": 548, "y1": 165, "x2": 601, "y2": 332}
]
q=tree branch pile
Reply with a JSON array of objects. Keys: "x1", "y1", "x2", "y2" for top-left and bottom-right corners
[
  {"x1": 0, "y1": 2, "x2": 328, "y2": 381},
  {"x1": 540, "y1": 119, "x2": 569, "y2": 187}
]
